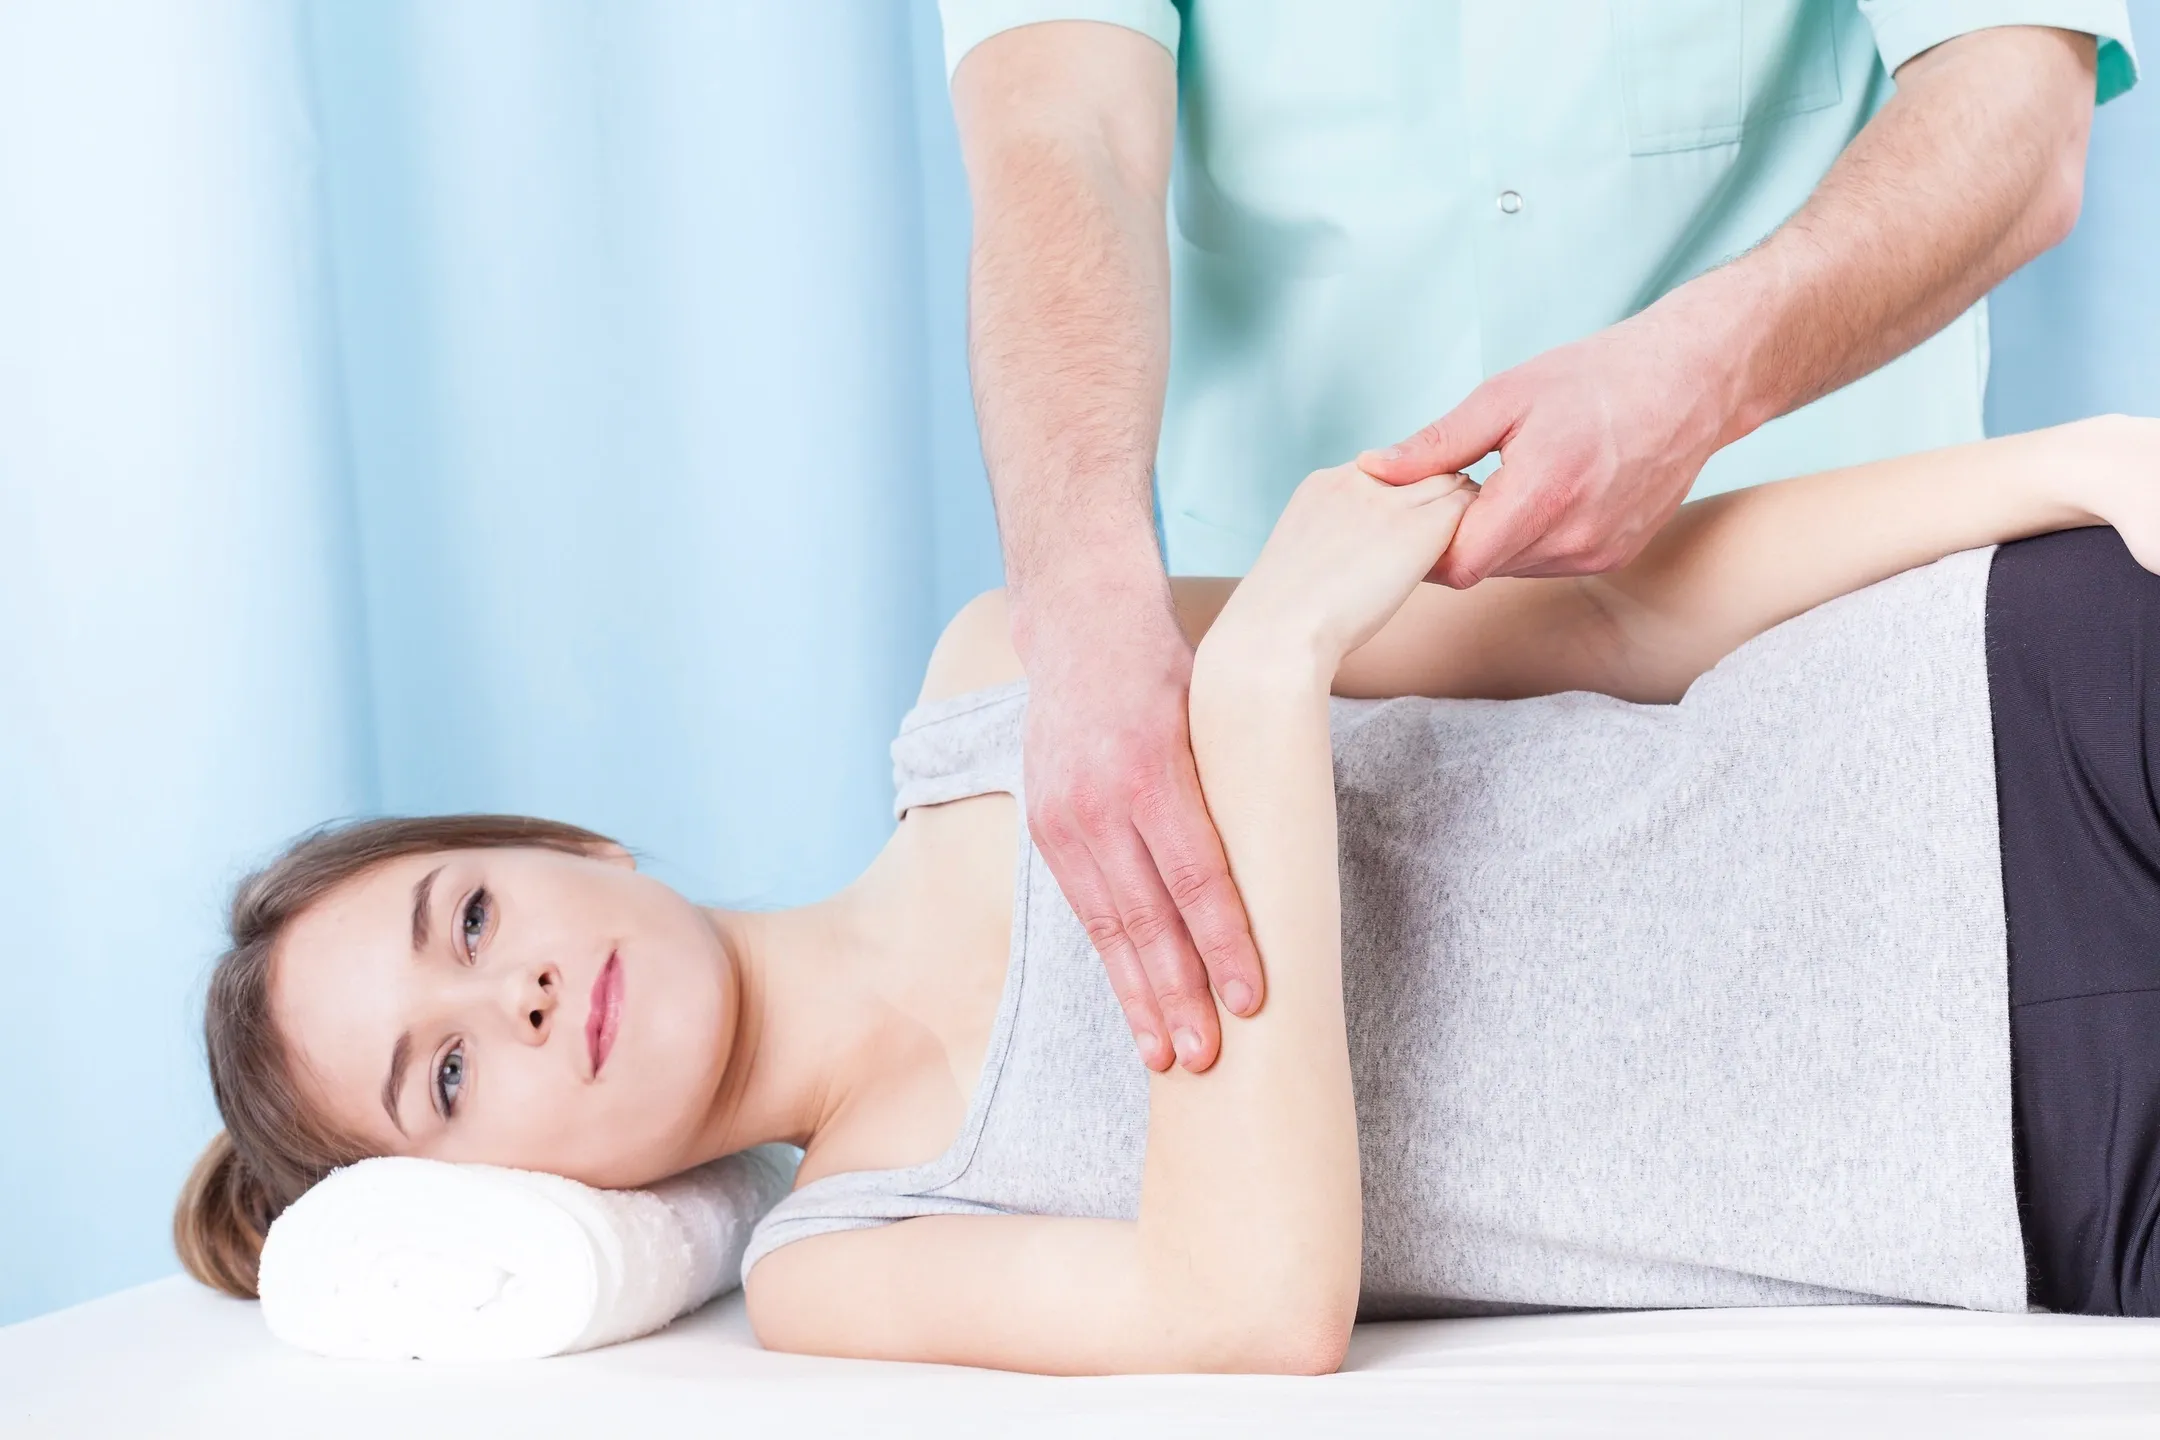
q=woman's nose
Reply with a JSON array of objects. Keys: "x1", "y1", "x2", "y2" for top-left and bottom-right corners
[{"x1": 508, "y1": 963, "x2": 562, "y2": 1045}]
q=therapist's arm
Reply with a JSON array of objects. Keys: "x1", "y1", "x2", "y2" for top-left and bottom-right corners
[
  {"x1": 951, "y1": 22, "x2": 1261, "y2": 1077},
  {"x1": 1362, "y1": 25, "x2": 2101, "y2": 587}
]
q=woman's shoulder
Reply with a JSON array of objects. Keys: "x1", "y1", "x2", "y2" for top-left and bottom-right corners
[
  {"x1": 915, "y1": 580, "x2": 1243, "y2": 705},
  {"x1": 918, "y1": 591, "x2": 1023, "y2": 705}
]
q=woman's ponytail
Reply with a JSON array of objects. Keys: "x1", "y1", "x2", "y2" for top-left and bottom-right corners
[{"x1": 173, "y1": 1131, "x2": 278, "y2": 1299}]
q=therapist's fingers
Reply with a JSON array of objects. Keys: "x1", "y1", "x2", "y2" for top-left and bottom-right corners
[
  {"x1": 1359, "y1": 378, "x2": 1521, "y2": 485},
  {"x1": 1043, "y1": 789, "x2": 1226, "y2": 1074},
  {"x1": 1031, "y1": 799, "x2": 1179, "y2": 1073},
  {"x1": 1130, "y1": 740, "x2": 1262, "y2": 1022},
  {"x1": 1093, "y1": 796, "x2": 1230, "y2": 1075},
  {"x1": 1426, "y1": 460, "x2": 1570, "y2": 589},
  {"x1": 1022, "y1": 617, "x2": 1248, "y2": 1074}
]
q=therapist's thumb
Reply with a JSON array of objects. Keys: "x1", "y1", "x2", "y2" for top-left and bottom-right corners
[{"x1": 1359, "y1": 380, "x2": 1518, "y2": 485}]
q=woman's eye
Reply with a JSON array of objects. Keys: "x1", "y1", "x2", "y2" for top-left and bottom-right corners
[
  {"x1": 435, "y1": 1044, "x2": 465, "y2": 1117},
  {"x1": 460, "y1": 889, "x2": 490, "y2": 958}
]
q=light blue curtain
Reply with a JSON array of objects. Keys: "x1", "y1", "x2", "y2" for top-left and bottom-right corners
[
  {"x1": 1, "y1": 0, "x2": 2154, "y2": 1328},
  {"x1": 1987, "y1": 10, "x2": 2160, "y2": 429},
  {"x1": 0, "y1": 0, "x2": 996, "y2": 1326}
]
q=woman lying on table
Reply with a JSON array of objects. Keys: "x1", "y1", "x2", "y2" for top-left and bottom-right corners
[{"x1": 178, "y1": 416, "x2": 2160, "y2": 1372}]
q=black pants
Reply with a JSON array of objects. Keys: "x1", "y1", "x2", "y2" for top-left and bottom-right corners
[{"x1": 1991, "y1": 528, "x2": 2160, "y2": 1316}]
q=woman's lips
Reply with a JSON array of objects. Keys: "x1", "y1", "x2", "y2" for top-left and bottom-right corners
[{"x1": 587, "y1": 951, "x2": 623, "y2": 1079}]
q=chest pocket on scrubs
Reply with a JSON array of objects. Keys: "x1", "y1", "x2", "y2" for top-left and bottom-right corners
[
  {"x1": 1614, "y1": 0, "x2": 1842, "y2": 155},
  {"x1": 1173, "y1": 1, "x2": 1447, "y2": 275}
]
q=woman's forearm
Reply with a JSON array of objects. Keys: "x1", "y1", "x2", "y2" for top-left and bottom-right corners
[
  {"x1": 1591, "y1": 417, "x2": 2129, "y2": 702},
  {"x1": 1134, "y1": 632, "x2": 1362, "y2": 1373}
]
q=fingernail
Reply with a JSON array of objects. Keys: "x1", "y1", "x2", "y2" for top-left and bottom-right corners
[
  {"x1": 1172, "y1": 1027, "x2": 1202, "y2": 1065},
  {"x1": 1374, "y1": 445, "x2": 1404, "y2": 462},
  {"x1": 1222, "y1": 980, "x2": 1255, "y2": 1015},
  {"x1": 1138, "y1": 1032, "x2": 1167, "y2": 1069}
]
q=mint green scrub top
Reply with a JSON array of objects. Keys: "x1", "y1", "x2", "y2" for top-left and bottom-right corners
[{"x1": 942, "y1": 1, "x2": 2139, "y2": 574}]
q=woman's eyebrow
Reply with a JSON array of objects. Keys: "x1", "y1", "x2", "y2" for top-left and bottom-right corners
[
  {"x1": 382, "y1": 1030, "x2": 412, "y2": 1136},
  {"x1": 410, "y1": 865, "x2": 444, "y2": 952},
  {"x1": 385, "y1": 863, "x2": 452, "y2": 1136}
]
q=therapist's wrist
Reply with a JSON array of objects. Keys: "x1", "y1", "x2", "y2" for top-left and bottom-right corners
[
  {"x1": 1642, "y1": 260, "x2": 1792, "y2": 451},
  {"x1": 1006, "y1": 529, "x2": 1182, "y2": 673}
]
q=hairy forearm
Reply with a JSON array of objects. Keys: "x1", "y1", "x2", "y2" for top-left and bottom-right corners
[
  {"x1": 1594, "y1": 418, "x2": 2137, "y2": 701},
  {"x1": 954, "y1": 27, "x2": 1177, "y2": 646},
  {"x1": 1135, "y1": 640, "x2": 1360, "y2": 1372},
  {"x1": 1672, "y1": 27, "x2": 2096, "y2": 444},
  {"x1": 968, "y1": 142, "x2": 1169, "y2": 612}
]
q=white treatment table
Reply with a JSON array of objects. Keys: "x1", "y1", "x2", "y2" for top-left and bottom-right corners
[{"x1": 7, "y1": 1278, "x2": 2160, "y2": 1438}]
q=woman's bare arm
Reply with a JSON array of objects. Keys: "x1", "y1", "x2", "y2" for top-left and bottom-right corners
[
  {"x1": 1332, "y1": 416, "x2": 2156, "y2": 703},
  {"x1": 1557, "y1": 416, "x2": 2155, "y2": 702}
]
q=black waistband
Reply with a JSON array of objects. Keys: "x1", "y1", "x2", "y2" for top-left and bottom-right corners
[{"x1": 1988, "y1": 528, "x2": 2160, "y2": 1317}]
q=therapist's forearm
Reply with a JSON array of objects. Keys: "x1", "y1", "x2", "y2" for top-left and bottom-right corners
[
  {"x1": 968, "y1": 144, "x2": 1168, "y2": 624},
  {"x1": 953, "y1": 34, "x2": 1176, "y2": 633},
  {"x1": 952, "y1": 26, "x2": 1265, "y2": 1079},
  {"x1": 1672, "y1": 26, "x2": 2097, "y2": 446}
]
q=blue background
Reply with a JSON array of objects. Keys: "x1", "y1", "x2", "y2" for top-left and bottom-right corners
[{"x1": 1, "y1": 0, "x2": 2154, "y2": 1326}]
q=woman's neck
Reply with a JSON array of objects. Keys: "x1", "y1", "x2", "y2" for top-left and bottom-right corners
[{"x1": 684, "y1": 838, "x2": 932, "y2": 1164}]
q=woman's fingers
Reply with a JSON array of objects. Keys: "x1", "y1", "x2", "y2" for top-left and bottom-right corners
[
  {"x1": 1385, "y1": 473, "x2": 1480, "y2": 585},
  {"x1": 1385, "y1": 468, "x2": 1476, "y2": 501},
  {"x1": 1427, "y1": 461, "x2": 1565, "y2": 588},
  {"x1": 1237, "y1": 464, "x2": 1483, "y2": 663}
]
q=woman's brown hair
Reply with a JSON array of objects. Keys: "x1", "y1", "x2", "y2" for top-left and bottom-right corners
[{"x1": 174, "y1": 814, "x2": 620, "y2": 1299}]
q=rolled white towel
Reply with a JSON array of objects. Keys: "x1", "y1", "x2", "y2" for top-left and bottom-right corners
[{"x1": 257, "y1": 1145, "x2": 797, "y2": 1360}]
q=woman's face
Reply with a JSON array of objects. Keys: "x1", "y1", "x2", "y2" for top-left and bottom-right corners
[{"x1": 272, "y1": 845, "x2": 733, "y2": 1189}]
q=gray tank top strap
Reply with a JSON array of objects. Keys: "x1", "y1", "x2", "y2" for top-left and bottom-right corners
[
  {"x1": 890, "y1": 679, "x2": 1027, "y2": 818},
  {"x1": 741, "y1": 680, "x2": 1035, "y2": 1280}
]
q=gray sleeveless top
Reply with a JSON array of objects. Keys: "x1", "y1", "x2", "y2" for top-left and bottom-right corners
[{"x1": 744, "y1": 549, "x2": 2028, "y2": 1316}]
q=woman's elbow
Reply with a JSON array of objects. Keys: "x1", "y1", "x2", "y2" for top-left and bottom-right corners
[
  {"x1": 1260, "y1": 1316, "x2": 1354, "y2": 1376},
  {"x1": 1203, "y1": 1283, "x2": 1356, "y2": 1375}
]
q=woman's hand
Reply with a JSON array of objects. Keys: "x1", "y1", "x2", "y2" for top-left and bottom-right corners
[{"x1": 1208, "y1": 464, "x2": 1477, "y2": 675}]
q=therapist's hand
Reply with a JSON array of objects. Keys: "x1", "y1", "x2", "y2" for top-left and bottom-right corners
[
  {"x1": 1358, "y1": 303, "x2": 1734, "y2": 586},
  {"x1": 1017, "y1": 581, "x2": 1263, "y2": 1075}
]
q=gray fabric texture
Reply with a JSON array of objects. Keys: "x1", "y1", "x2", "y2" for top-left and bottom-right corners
[{"x1": 743, "y1": 549, "x2": 2028, "y2": 1316}]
